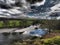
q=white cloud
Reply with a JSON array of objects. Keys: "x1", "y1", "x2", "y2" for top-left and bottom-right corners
[
  {"x1": 31, "y1": 0, "x2": 46, "y2": 6},
  {"x1": 51, "y1": 3, "x2": 60, "y2": 12}
]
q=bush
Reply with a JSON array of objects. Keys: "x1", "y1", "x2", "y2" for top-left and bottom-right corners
[{"x1": 43, "y1": 36, "x2": 60, "y2": 45}]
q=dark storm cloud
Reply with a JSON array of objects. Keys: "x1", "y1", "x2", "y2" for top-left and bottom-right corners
[
  {"x1": 26, "y1": 0, "x2": 43, "y2": 4},
  {"x1": 0, "y1": 0, "x2": 60, "y2": 19}
]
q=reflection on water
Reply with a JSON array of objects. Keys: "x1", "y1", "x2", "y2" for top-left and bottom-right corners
[
  {"x1": 0, "y1": 32, "x2": 23, "y2": 45},
  {"x1": 0, "y1": 29, "x2": 47, "y2": 45},
  {"x1": 30, "y1": 29, "x2": 46, "y2": 35},
  {"x1": 30, "y1": 29, "x2": 47, "y2": 37}
]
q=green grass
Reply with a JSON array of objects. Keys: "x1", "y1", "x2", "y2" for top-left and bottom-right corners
[
  {"x1": 0, "y1": 21, "x2": 4, "y2": 27},
  {"x1": 0, "y1": 20, "x2": 33, "y2": 28},
  {"x1": 43, "y1": 36, "x2": 60, "y2": 45},
  {"x1": 52, "y1": 30, "x2": 60, "y2": 33}
]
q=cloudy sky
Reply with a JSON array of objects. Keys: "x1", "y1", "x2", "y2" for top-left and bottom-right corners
[{"x1": 0, "y1": 0, "x2": 60, "y2": 19}]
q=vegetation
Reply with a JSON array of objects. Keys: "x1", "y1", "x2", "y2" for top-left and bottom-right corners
[
  {"x1": 0, "y1": 20, "x2": 33, "y2": 28},
  {"x1": 0, "y1": 20, "x2": 60, "y2": 30},
  {"x1": 43, "y1": 36, "x2": 60, "y2": 45},
  {"x1": 40, "y1": 20, "x2": 60, "y2": 30},
  {"x1": 11, "y1": 36, "x2": 60, "y2": 45},
  {"x1": 2, "y1": 19, "x2": 59, "y2": 45},
  {"x1": 0, "y1": 19, "x2": 60, "y2": 45}
]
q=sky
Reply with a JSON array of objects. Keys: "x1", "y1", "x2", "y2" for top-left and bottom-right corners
[{"x1": 0, "y1": 0, "x2": 60, "y2": 19}]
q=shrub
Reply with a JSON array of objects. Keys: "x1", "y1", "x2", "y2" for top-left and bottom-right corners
[{"x1": 43, "y1": 36, "x2": 60, "y2": 45}]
